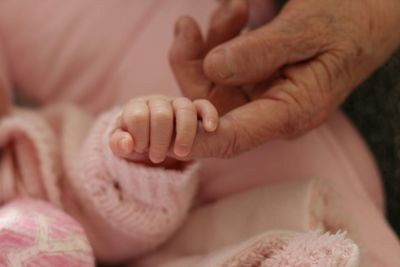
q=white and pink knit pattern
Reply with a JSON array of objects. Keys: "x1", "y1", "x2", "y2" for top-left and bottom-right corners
[{"x1": 0, "y1": 199, "x2": 94, "y2": 267}]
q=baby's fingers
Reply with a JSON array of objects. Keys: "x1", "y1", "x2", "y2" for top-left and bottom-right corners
[
  {"x1": 194, "y1": 99, "x2": 219, "y2": 132},
  {"x1": 109, "y1": 129, "x2": 135, "y2": 158},
  {"x1": 121, "y1": 99, "x2": 150, "y2": 153},
  {"x1": 173, "y1": 97, "x2": 197, "y2": 157},
  {"x1": 149, "y1": 98, "x2": 174, "y2": 163}
]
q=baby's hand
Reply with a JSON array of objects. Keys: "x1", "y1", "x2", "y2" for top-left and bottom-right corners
[{"x1": 109, "y1": 95, "x2": 218, "y2": 164}]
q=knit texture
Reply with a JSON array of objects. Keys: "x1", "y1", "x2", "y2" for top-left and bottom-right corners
[
  {"x1": 0, "y1": 104, "x2": 198, "y2": 263},
  {"x1": 260, "y1": 231, "x2": 359, "y2": 267},
  {"x1": 0, "y1": 198, "x2": 94, "y2": 266}
]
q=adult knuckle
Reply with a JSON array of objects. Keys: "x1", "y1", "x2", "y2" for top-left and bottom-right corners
[
  {"x1": 218, "y1": 114, "x2": 251, "y2": 158},
  {"x1": 275, "y1": 86, "x2": 318, "y2": 138},
  {"x1": 274, "y1": 11, "x2": 333, "y2": 58}
]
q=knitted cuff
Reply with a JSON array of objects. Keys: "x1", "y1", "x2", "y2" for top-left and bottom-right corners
[
  {"x1": 74, "y1": 108, "x2": 198, "y2": 261},
  {"x1": 0, "y1": 109, "x2": 61, "y2": 206}
]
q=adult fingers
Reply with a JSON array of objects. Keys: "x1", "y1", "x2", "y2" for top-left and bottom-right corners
[
  {"x1": 189, "y1": 52, "x2": 353, "y2": 158},
  {"x1": 169, "y1": 0, "x2": 248, "y2": 100},
  {"x1": 169, "y1": 16, "x2": 209, "y2": 100},
  {"x1": 247, "y1": 0, "x2": 278, "y2": 29},
  {"x1": 203, "y1": 3, "x2": 330, "y2": 86},
  {"x1": 205, "y1": 0, "x2": 249, "y2": 50}
]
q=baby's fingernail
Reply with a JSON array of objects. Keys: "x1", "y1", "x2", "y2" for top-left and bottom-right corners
[
  {"x1": 206, "y1": 119, "x2": 218, "y2": 132},
  {"x1": 119, "y1": 137, "x2": 133, "y2": 154},
  {"x1": 174, "y1": 145, "x2": 190, "y2": 157},
  {"x1": 150, "y1": 154, "x2": 165, "y2": 164}
]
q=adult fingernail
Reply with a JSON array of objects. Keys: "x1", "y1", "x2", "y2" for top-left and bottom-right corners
[
  {"x1": 208, "y1": 49, "x2": 235, "y2": 80},
  {"x1": 175, "y1": 17, "x2": 199, "y2": 42}
]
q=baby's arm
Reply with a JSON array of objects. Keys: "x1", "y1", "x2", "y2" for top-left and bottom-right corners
[
  {"x1": 67, "y1": 96, "x2": 218, "y2": 263},
  {"x1": 109, "y1": 95, "x2": 218, "y2": 165}
]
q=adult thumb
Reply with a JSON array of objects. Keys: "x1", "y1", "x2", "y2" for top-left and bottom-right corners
[
  {"x1": 187, "y1": 98, "x2": 287, "y2": 159},
  {"x1": 203, "y1": 5, "x2": 328, "y2": 86}
]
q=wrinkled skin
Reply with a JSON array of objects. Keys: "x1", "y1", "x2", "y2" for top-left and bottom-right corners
[{"x1": 172, "y1": 0, "x2": 400, "y2": 158}]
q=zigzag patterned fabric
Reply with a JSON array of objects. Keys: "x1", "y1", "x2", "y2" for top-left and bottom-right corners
[{"x1": 0, "y1": 199, "x2": 94, "y2": 267}]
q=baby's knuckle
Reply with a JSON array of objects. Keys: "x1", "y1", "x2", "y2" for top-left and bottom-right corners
[
  {"x1": 124, "y1": 109, "x2": 147, "y2": 123},
  {"x1": 153, "y1": 110, "x2": 172, "y2": 122},
  {"x1": 152, "y1": 142, "x2": 170, "y2": 151},
  {"x1": 179, "y1": 128, "x2": 195, "y2": 138},
  {"x1": 175, "y1": 98, "x2": 196, "y2": 110},
  {"x1": 193, "y1": 99, "x2": 210, "y2": 107}
]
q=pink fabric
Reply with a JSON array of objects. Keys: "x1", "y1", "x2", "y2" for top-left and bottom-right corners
[
  {"x1": 197, "y1": 112, "x2": 384, "y2": 211},
  {"x1": 0, "y1": 105, "x2": 198, "y2": 263},
  {"x1": 0, "y1": 0, "x2": 217, "y2": 113},
  {"x1": 134, "y1": 178, "x2": 399, "y2": 267},
  {"x1": 0, "y1": 198, "x2": 93, "y2": 266},
  {"x1": 137, "y1": 231, "x2": 359, "y2": 267}
]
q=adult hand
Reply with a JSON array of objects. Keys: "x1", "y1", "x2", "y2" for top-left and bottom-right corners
[{"x1": 171, "y1": 0, "x2": 400, "y2": 158}]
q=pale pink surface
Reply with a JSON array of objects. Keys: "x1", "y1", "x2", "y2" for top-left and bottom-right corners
[
  {"x1": 133, "y1": 180, "x2": 361, "y2": 267},
  {"x1": 0, "y1": 0, "x2": 216, "y2": 113},
  {"x1": 0, "y1": 198, "x2": 94, "y2": 267}
]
